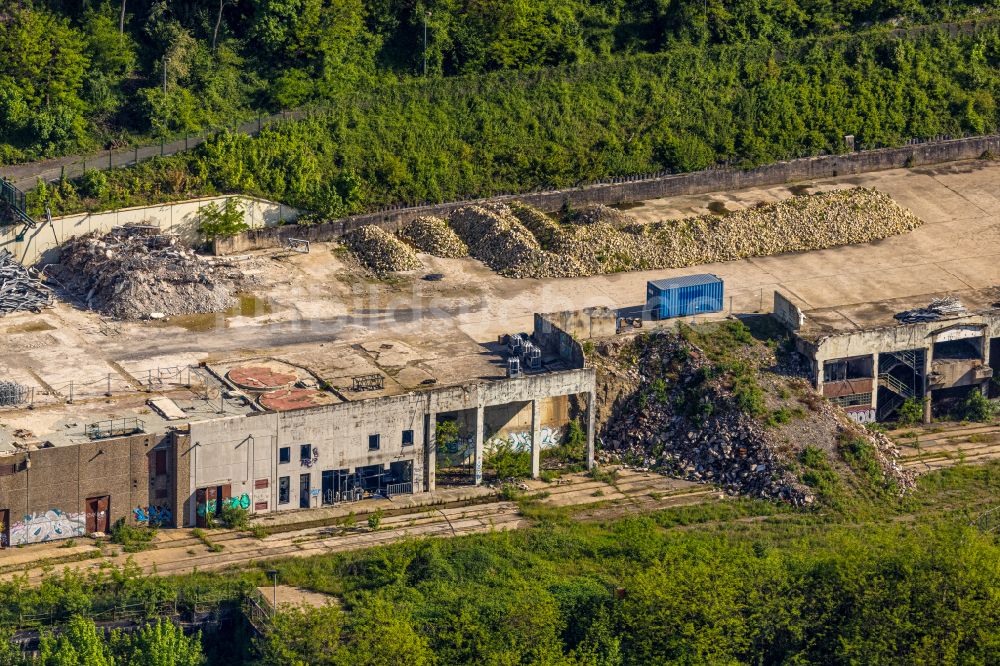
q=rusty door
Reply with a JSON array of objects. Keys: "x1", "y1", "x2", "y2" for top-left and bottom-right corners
[
  {"x1": 86, "y1": 496, "x2": 110, "y2": 534},
  {"x1": 196, "y1": 487, "x2": 216, "y2": 528},
  {"x1": 0, "y1": 509, "x2": 9, "y2": 548}
]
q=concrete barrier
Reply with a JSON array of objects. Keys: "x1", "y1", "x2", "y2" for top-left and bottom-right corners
[
  {"x1": 213, "y1": 133, "x2": 1000, "y2": 256},
  {"x1": 1, "y1": 195, "x2": 299, "y2": 265}
]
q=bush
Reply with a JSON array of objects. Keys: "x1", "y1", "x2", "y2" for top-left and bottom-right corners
[
  {"x1": 897, "y1": 398, "x2": 925, "y2": 426},
  {"x1": 367, "y1": 509, "x2": 383, "y2": 531},
  {"x1": 109, "y1": 518, "x2": 156, "y2": 553},
  {"x1": 196, "y1": 197, "x2": 248, "y2": 241},
  {"x1": 957, "y1": 390, "x2": 998, "y2": 422},
  {"x1": 487, "y1": 441, "x2": 532, "y2": 481},
  {"x1": 218, "y1": 504, "x2": 250, "y2": 531}
]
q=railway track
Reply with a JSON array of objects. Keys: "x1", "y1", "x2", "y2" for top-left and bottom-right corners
[
  {"x1": 1, "y1": 469, "x2": 718, "y2": 584},
  {"x1": 890, "y1": 422, "x2": 1000, "y2": 472}
]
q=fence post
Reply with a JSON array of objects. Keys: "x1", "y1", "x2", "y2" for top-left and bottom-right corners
[
  {"x1": 108, "y1": 150, "x2": 112, "y2": 169},
  {"x1": 82, "y1": 158, "x2": 86, "y2": 173},
  {"x1": 161, "y1": 139, "x2": 164, "y2": 157},
  {"x1": 135, "y1": 146, "x2": 139, "y2": 165}
]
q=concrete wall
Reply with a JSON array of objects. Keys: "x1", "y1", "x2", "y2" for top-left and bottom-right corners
[
  {"x1": 214, "y1": 134, "x2": 1000, "y2": 254},
  {"x1": 773, "y1": 292, "x2": 806, "y2": 332},
  {"x1": 1, "y1": 195, "x2": 299, "y2": 265},
  {"x1": 0, "y1": 432, "x2": 169, "y2": 546}
]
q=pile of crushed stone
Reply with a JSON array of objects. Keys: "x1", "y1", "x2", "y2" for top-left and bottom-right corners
[
  {"x1": 342, "y1": 225, "x2": 422, "y2": 275},
  {"x1": 397, "y1": 216, "x2": 468, "y2": 258},
  {"x1": 48, "y1": 226, "x2": 253, "y2": 320}
]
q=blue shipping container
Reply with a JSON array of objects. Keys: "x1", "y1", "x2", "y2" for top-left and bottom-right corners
[{"x1": 646, "y1": 274, "x2": 724, "y2": 320}]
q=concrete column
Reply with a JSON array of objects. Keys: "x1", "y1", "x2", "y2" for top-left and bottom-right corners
[
  {"x1": 923, "y1": 346, "x2": 933, "y2": 424},
  {"x1": 425, "y1": 411, "x2": 436, "y2": 492},
  {"x1": 474, "y1": 404, "x2": 484, "y2": 486},
  {"x1": 531, "y1": 398, "x2": 541, "y2": 479},
  {"x1": 586, "y1": 391, "x2": 597, "y2": 470},
  {"x1": 870, "y1": 352, "x2": 879, "y2": 421}
]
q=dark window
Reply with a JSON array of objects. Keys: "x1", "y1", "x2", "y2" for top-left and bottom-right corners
[
  {"x1": 279, "y1": 447, "x2": 291, "y2": 464},
  {"x1": 368, "y1": 434, "x2": 380, "y2": 451},
  {"x1": 300, "y1": 444, "x2": 312, "y2": 461},
  {"x1": 278, "y1": 477, "x2": 290, "y2": 504},
  {"x1": 154, "y1": 449, "x2": 168, "y2": 476},
  {"x1": 823, "y1": 356, "x2": 873, "y2": 382},
  {"x1": 402, "y1": 430, "x2": 414, "y2": 447}
]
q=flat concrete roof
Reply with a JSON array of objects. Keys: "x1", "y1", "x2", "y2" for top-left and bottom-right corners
[{"x1": 794, "y1": 286, "x2": 1000, "y2": 341}]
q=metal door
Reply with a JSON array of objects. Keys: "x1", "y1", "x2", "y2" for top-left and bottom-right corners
[
  {"x1": 0, "y1": 509, "x2": 8, "y2": 548},
  {"x1": 86, "y1": 496, "x2": 110, "y2": 534}
]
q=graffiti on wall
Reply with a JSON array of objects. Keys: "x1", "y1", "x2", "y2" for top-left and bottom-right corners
[
  {"x1": 227, "y1": 494, "x2": 251, "y2": 510},
  {"x1": 9, "y1": 509, "x2": 86, "y2": 545},
  {"x1": 133, "y1": 505, "x2": 174, "y2": 527},
  {"x1": 486, "y1": 427, "x2": 563, "y2": 453}
]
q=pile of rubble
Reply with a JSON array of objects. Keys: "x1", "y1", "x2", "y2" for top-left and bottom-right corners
[
  {"x1": 343, "y1": 225, "x2": 422, "y2": 275},
  {"x1": 397, "y1": 216, "x2": 468, "y2": 258},
  {"x1": 895, "y1": 296, "x2": 968, "y2": 323},
  {"x1": 593, "y1": 332, "x2": 811, "y2": 504},
  {"x1": 564, "y1": 204, "x2": 635, "y2": 228},
  {"x1": 448, "y1": 204, "x2": 583, "y2": 278},
  {"x1": 435, "y1": 188, "x2": 920, "y2": 279},
  {"x1": 0, "y1": 250, "x2": 52, "y2": 316},
  {"x1": 591, "y1": 327, "x2": 914, "y2": 503},
  {"x1": 48, "y1": 226, "x2": 252, "y2": 320}
]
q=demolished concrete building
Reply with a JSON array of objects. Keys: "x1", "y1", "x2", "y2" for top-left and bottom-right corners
[
  {"x1": 775, "y1": 289, "x2": 1000, "y2": 424},
  {"x1": 0, "y1": 313, "x2": 595, "y2": 547}
]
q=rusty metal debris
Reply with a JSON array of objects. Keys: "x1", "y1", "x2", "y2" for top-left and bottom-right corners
[
  {"x1": 0, "y1": 249, "x2": 53, "y2": 316},
  {"x1": 894, "y1": 296, "x2": 967, "y2": 323}
]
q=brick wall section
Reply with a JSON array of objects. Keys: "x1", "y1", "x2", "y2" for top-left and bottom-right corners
[{"x1": 214, "y1": 134, "x2": 1000, "y2": 255}]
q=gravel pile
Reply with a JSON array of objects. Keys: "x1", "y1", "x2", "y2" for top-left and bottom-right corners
[
  {"x1": 564, "y1": 204, "x2": 634, "y2": 228},
  {"x1": 448, "y1": 204, "x2": 583, "y2": 278},
  {"x1": 343, "y1": 225, "x2": 422, "y2": 275},
  {"x1": 397, "y1": 216, "x2": 468, "y2": 258},
  {"x1": 48, "y1": 226, "x2": 251, "y2": 320},
  {"x1": 443, "y1": 188, "x2": 920, "y2": 278}
]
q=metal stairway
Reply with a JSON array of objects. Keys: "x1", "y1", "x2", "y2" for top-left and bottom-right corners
[
  {"x1": 877, "y1": 350, "x2": 923, "y2": 421},
  {"x1": 0, "y1": 178, "x2": 38, "y2": 240}
]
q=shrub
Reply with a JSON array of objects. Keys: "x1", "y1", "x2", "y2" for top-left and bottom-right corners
[
  {"x1": 218, "y1": 504, "x2": 250, "y2": 531},
  {"x1": 367, "y1": 509, "x2": 383, "y2": 531},
  {"x1": 897, "y1": 398, "x2": 924, "y2": 426},
  {"x1": 109, "y1": 518, "x2": 156, "y2": 553},
  {"x1": 957, "y1": 390, "x2": 998, "y2": 423},
  {"x1": 196, "y1": 197, "x2": 248, "y2": 241},
  {"x1": 487, "y1": 441, "x2": 532, "y2": 480}
]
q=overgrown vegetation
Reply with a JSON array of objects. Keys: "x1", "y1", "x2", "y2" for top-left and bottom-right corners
[
  {"x1": 28, "y1": 23, "x2": 1000, "y2": 218},
  {"x1": 897, "y1": 397, "x2": 925, "y2": 425},
  {"x1": 5, "y1": 1, "x2": 1000, "y2": 165},
  {"x1": 109, "y1": 518, "x2": 156, "y2": 553},
  {"x1": 956, "y1": 389, "x2": 999, "y2": 422}
]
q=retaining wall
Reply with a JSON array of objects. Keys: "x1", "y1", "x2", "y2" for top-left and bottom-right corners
[
  {"x1": 1, "y1": 195, "x2": 299, "y2": 265},
  {"x1": 213, "y1": 134, "x2": 1000, "y2": 255}
]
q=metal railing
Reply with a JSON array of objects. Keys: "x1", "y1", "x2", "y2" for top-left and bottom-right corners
[
  {"x1": 878, "y1": 373, "x2": 915, "y2": 399},
  {"x1": 386, "y1": 482, "x2": 414, "y2": 497},
  {"x1": 85, "y1": 417, "x2": 145, "y2": 440}
]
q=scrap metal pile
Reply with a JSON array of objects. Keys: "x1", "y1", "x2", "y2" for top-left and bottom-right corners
[
  {"x1": 894, "y1": 296, "x2": 968, "y2": 323},
  {"x1": 48, "y1": 226, "x2": 253, "y2": 320},
  {"x1": 0, "y1": 380, "x2": 29, "y2": 406},
  {"x1": 0, "y1": 249, "x2": 52, "y2": 316}
]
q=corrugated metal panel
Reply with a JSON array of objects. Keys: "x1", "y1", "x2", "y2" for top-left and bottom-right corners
[
  {"x1": 648, "y1": 273, "x2": 722, "y2": 290},
  {"x1": 646, "y1": 274, "x2": 724, "y2": 319}
]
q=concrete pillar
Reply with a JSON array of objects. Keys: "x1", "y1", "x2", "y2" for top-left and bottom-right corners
[
  {"x1": 870, "y1": 352, "x2": 879, "y2": 421},
  {"x1": 531, "y1": 398, "x2": 541, "y2": 479},
  {"x1": 586, "y1": 391, "x2": 596, "y2": 470},
  {"x1": 474, "y1": 404, "x2": 484, "y2": 486},
  {"x1": 425, "y1": 411, "x2": 436, "y2": 492},
  {"x1": 923, "y1": 345, "x2": 933, "y2": 424}
]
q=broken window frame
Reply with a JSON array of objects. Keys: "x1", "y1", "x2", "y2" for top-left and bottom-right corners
[
  {"x1": 402, "y1": 429, "x2": 414, "y2": 447},
  {"x1": 278, "y1": 476, "x2": 290, "y2": 504},
  {"x1": 278, "y1": 447, "x2": 291, "y2": 464}
]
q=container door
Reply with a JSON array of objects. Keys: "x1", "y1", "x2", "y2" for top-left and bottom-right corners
[
  {"x1": 0, "y1": 509, "x2": 8, "y2": 548},
  {"x1": 219, "y1": 484, "x2": 232, "y2": 515}
]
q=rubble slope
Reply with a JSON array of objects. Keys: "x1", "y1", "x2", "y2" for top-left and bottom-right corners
[{"x1": 591, "y1": 320, "x2": 914, "y2": 504}]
